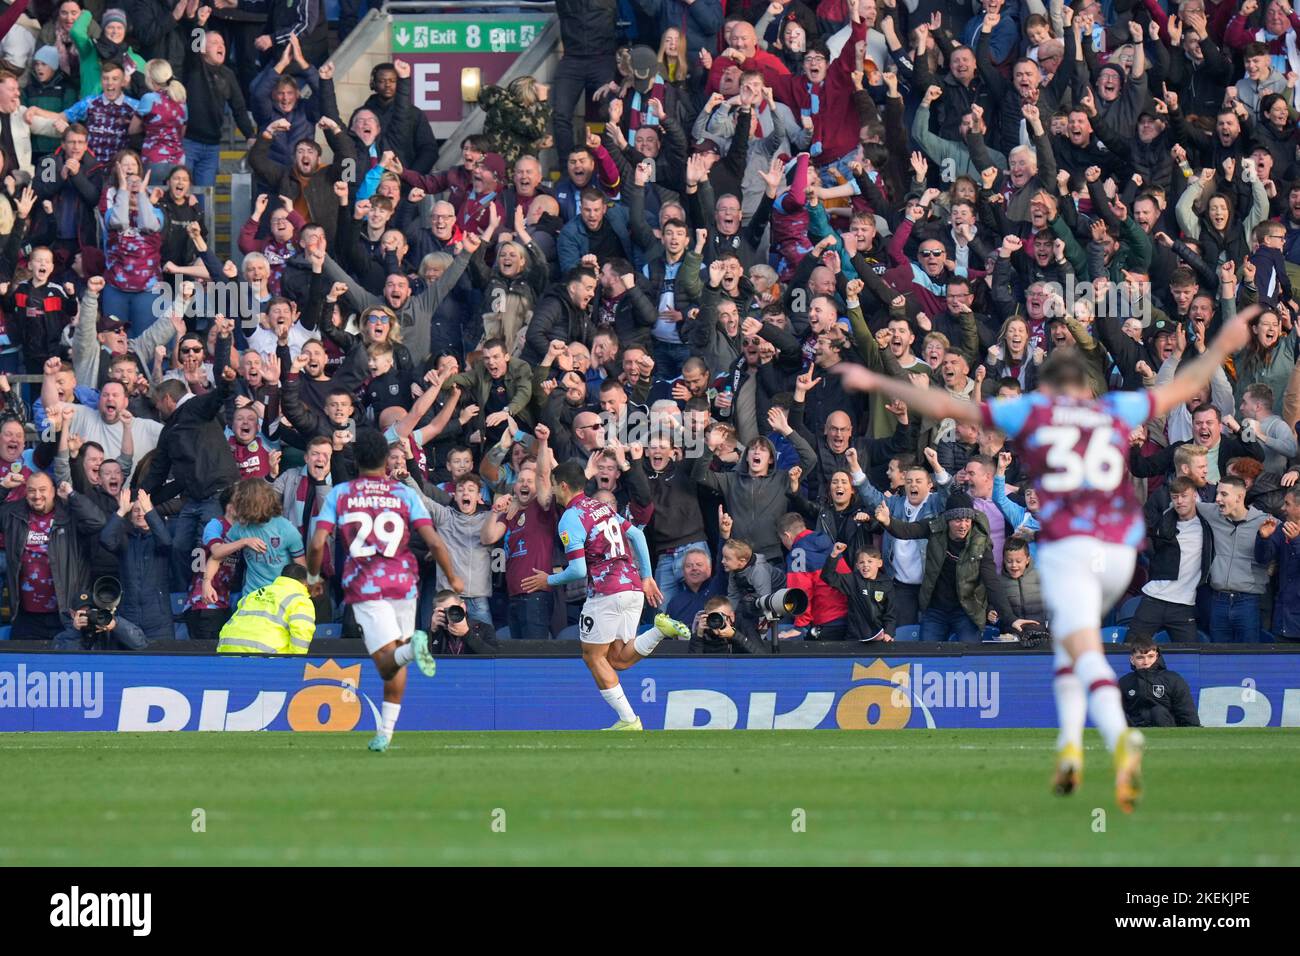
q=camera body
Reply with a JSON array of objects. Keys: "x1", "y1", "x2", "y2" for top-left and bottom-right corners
[{"x1": 77, "y1": 576, "x2": 122, "y2": 633}]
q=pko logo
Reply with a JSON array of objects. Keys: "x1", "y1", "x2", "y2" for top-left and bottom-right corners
[
  {"x1": 662, "y1": 660, "x2": 1001, "y2": 730},
  {"x1": 116, "y1": 660, "x2": 382, "y2": 732}
]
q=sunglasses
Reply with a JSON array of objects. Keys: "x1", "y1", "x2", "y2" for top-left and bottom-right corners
[
  {"x1": 180, "y1": 346, "x2": 204, "y2": 354},
  {"x1": 919, "y1": 249, "x2": 944, "y2": 258},
  {"x1": 366, "y1": 315, "x2": 389, "y2": 324}
]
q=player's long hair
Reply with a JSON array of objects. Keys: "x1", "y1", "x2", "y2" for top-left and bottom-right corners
[{"x1": 230, "y1": 478, "x2": 282, "y2": 525}]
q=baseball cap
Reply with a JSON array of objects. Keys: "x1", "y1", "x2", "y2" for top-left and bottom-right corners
[
  {"x1": 630, "y1": 45, "x2": 658, "y2": 95},
  {"x1": 97, "y1": 315, "x2": 128, "y2": 333},
  {"x1": 1144, "y1": 317, "x2": 1176, "y2": 340},
  {"x1": 691, "y1": 138, "x2": 721, "y2": 156}
]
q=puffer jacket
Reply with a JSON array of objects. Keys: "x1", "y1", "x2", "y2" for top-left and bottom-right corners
[
  {"x1": 99, "y1": 512, "x2": 174, "y2": 643},
  {"x1": 522, "y1": 284, "x2": 598, "y2": 364},
  {"x1": 468, "y1": 240, "x2": 548, "y2": 356},
  {"x1": 1118, "y1": 654, "x2": 1201, "y2": 727}
]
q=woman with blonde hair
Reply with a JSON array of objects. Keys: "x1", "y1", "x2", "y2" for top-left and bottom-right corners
[
  {"x1": 318, "y1": 292, "x2": 415, "y2": 381},
  {"x1": 657, "y1": 26, "x2": 689, "y2": 88},
  {"x1": 479, "y1": 74, "x2": 553, "y2": 166},
  {"x1": 468, "y1": 207, "x2": 548, "y2": 355},
  {"x1": 133, "y1": 58, "x2": 188, "y2": 182},
  {"x1": 205, "y1": 478, "x2": 305, "y2": 603}
]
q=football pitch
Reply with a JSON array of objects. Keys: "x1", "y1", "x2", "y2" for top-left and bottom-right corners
[{"x1": 1, "y1": 729, "x2": 1296, "y2": 866}]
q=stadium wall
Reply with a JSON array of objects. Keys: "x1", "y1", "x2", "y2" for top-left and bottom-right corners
[{"x1": 1, "y1": 652, "x2": 1298, "y2": 732}]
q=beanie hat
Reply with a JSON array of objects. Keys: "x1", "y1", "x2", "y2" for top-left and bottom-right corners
[
  {"x1": 102, "y1": 9, "x2": 127, "y2": 29},
  {"x1": 33, "y1": 46, "x2": 60, "y2": 71},
  {"x1": 944, "y1": 490, "x2": 978, "y2": 521}
]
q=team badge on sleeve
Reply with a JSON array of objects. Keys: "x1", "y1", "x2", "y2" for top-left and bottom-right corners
[{"x1": 559, "y1": 531, "x2": 571, "y2": 547}]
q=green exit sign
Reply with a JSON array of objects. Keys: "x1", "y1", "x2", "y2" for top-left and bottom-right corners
[{"x1": 391, "y1": 19, "x2": 547, "y2": 54}]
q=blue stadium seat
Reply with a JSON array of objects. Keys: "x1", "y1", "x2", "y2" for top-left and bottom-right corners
[
  {"x1": 1197, "y1": 631, "x2": 1213, "y2": 643},
  {"x1": 1114, "y1": 596, "x2": 1141, "y2": 626},
  {"x1": 1153, "y1": 630, "x2": 1171, "y2": 644},
  {"x1": 315, "y1": 623, "x2": 342, "y2": 639},
  {"x1": 495, "y1": 625, "x2": 512, "y2": 642},
  {"x1": 1259, "y1": 630, "x2": 1276, "y2": 644},
  {"x1": 1102, "y1": 626, "x2": 1127, "y2": 644},
  {"x1": 170, "y1": 592, "x2": 188, "y2": 616},
  {"x1": 555, "y1": 624, "x2": 580, "y2": 641},
  {"x1": 0, "y1": 625, "x2": 10, "y2": 640},
  {"x1": 173, "y1": 622, "x2": 190, "y2": 640},
  {"x1": 893, "y1": 624, "x2": 921, "y2": 642}
]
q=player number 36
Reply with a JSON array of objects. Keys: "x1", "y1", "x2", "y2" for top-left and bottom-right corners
[{"x1": 1038, "y1": 426, "x2": 1123, "y2": 493}]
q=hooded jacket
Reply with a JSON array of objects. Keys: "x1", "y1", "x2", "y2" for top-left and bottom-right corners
[
  {"x1": 522, "y1": 283, "x2": 598, "y2": 365},
  {"x1": 785, "y1": 529, "x2": 847, "y2": 628},
  {"x1": 692, "y1": 428, "x2": 817, "y2": 560},
  {"x1": 1119, "y1": 654, "x2": 1201, "y2": 727},
  {"x1": 99, "y1": 510, "x2": 174, "y2": 642}
]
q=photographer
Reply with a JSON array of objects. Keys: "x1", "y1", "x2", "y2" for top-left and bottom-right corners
[
  {"x1": 426, "y1": 591, "x2": 500, "y2": 655},
  {"x1": 688, "y1": 596, "x2": 770, "y2": 655},
  {"x1": 53, "y1": 584, "x2": 148, "y2": 651}
]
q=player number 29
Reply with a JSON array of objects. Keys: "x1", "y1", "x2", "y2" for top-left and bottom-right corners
[
  {"x1": 1038, "y1": 426, "x2": 1123, "y2": 493},
  {"x1": 343, "y1": 511, "x2": 405, "y2": 558}
]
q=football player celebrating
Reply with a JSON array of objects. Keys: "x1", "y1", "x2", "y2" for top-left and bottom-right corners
[
  {"x1": 834, "y1": 308, "x2": 1254, "y2": 811},
  {"x1": 521, "y1": 461, "x2": 689, "y2": 730},
  {"x1": 307, "y1": 429, "x2": 465, "y2": 752}
]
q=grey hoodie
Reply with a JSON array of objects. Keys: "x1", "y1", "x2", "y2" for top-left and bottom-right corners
[{"x1": 1195, "y1": 502, "x2": 1272, "y2": 594}]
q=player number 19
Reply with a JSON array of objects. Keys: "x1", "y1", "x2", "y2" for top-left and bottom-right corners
[
  {"x1": 594, "y1": 517, "x2": 626, "y2": 558},
  {"x1": 1038, "y1": 426, "x2": 1123, "y2": 493},
  {"x1": 343, "y1": 511, "x2": 405, "y2": 558}
]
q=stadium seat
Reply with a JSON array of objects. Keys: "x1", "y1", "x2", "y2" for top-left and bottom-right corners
[
  {"x1": 170, "y1": 592, "x2": 188, "y2": 616},
  {"x1": 1197, "y1": 631, "x2": 1213, "y2": 643},
  {"x1": 315, "y1": 623, "x2": 342, "y2": 639},
  {"x1": 0, "y1": 625, "x2": 10, "y2": 640},
  {"x1": 1114, "y1": 596, "x2": 1141, "y2": 626},
  {"x1": 1102, "y1": 626, "x2": 1127, "y2": 644},
  {"x1": 1153, "y1": 631, "x2": 1171, "y2": 644},
  {"x1": 893, "y1": 624, "x2": 921, "y2": 642},
  {"x1": 1259, "y1": 631, "x2": 1276, "y2": 644},
  {"x1": 555, "y1": 624, "x2": 580, "y2": 641},
  {"x1": 173, "y1": 622, "x2": 190, "y2": 640}
]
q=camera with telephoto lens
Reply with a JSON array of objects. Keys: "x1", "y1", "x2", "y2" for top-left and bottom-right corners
[
  {"x1": 752, "y1": 588, "x2": 808, "y2": 621},
  {"x1": 83, "y1": 576, "x2": 121, "y2": 631},
  {"x1": 705, "y1": 611, "x2": 727, "y2": 631},
  {"x1": 444, "y1": 604, "x2": 467, "y2": 625}
]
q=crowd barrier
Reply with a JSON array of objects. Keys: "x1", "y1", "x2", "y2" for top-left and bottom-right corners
[{"x1": 0, "y1": 650, "x2": 1297, "y2": 732}]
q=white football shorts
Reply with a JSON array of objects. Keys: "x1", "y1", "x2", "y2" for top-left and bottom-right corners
[
  {"x1": 354, "y1": 597, "x2": 418, "y2": 654},
  {"x1": 1035, "y1": 536, "x2": 1137, "y2": 641},
  {"x1": 578, "y1": 590, "x2": 645, "y2": 645}
]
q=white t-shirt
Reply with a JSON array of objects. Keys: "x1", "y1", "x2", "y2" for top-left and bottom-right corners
[
  {"x1": 70, "y1": 405, "x2": 163, "y2": 478},
  {"x1": 1142, "y1": 517, "x2": 1203, "y2": 607},
  {"x1": 247, "y1": 323, "x2": 319, "y2": 362}
]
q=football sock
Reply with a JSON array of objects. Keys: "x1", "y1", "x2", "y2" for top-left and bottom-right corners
[
  {"x1": 1074, "y1": 650, "x2": 1126, "y2": 752},
  {"x1": 633, "y1": 627, "x2": 665, "y2": 656},
  {"x1": 393, "y1": 642, "x2": 414, "y2": 667},
  {"x1": 599, "y1": 685, "x2": 637, "y2": 723},
  {"x1": 1052, "y1": 648, "x2": 1085, "y2": 752},
  {"x1": 380, "y1": 702, "x2": 401, "y2": 740}
]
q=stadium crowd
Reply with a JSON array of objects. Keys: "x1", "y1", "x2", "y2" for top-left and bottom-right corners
[{"x1": 0, "y1": 0, "x2": 1299, "y2": 651}]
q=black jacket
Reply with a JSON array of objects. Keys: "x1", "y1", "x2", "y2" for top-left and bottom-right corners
[
  {"x1": 820, "y1": 556, "x2": 895, "y2": 640},
  {"x1": 140, "y1": 337, "x2": 238, "y2": 501},
  {"x1": 182, "y1": 41, "x2": 256, "y2": 146},
  {"x1": 1130, "y1": 436, "x2": 1264, "y2": 484},
  {"x1": 1119, "y1": 655, "x2": 1201, "y2": 727},
  {"x1": 0, "y1": 493, "x2": 106, "y2": 621},
  {"x1": 1146, "y1": 505, "x2": 1214, "y2": 585},
  {"x1": 428, "y1": 619, "x2": 500, "y2": 655},
  {"x1": 522, "y1": 284, "x2": 596, "y2": 364},
  {"x1": 555, "y1": 0, "x2": 618, "y2": 58},
  {"x1": 642, "y1": 459, "x2": 706, "y2": 555}
]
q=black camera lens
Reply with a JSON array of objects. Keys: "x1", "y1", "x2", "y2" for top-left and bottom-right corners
[
  {"x1": 445, "y1": 605, "x2": 467, "y2": 624},
  {"x1": 705, "y1": 611, "x2": 726, "y2": 630}
]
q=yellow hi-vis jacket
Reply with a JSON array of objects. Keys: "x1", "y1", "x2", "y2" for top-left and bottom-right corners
[{"x1": 217, "y1": 576, "x2": 316, "y2": 654}]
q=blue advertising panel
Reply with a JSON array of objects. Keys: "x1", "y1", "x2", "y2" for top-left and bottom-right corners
[{"x1": 0, "y1": 652, "x2": 1297, "y2": 732}]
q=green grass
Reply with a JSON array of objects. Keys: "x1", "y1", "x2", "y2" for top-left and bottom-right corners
[{"x1": 1, "y1": 730, "x2": 1297, "y2": 865}]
